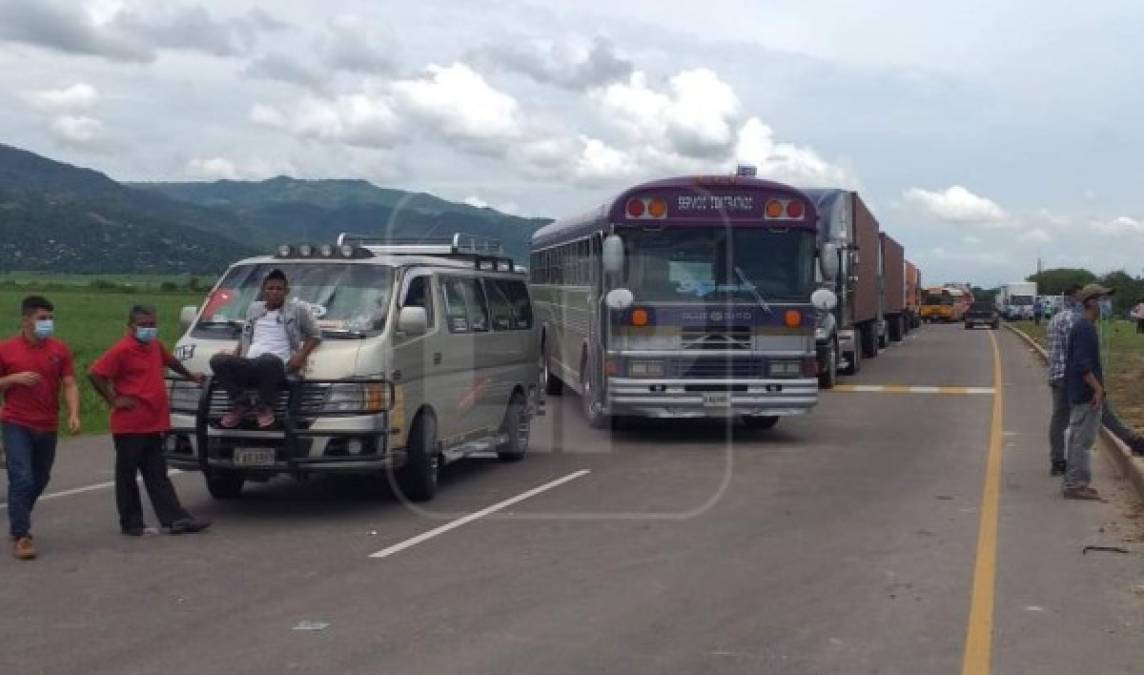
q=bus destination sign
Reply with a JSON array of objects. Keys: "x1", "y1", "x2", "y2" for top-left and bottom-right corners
[{"x1": 676, "y1": 194, "x2": 754, "y2": 213}]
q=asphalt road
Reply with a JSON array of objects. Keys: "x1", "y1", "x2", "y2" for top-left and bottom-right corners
[{"x1": 3, "y1": 324, "x2": 1144, "y2": 674}]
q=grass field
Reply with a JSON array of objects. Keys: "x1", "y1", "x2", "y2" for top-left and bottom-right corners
[
  {"x1": 0, "y1": 287, "x2": 206, "y2": 436},
  {"x1": 1011, "y1": 319, "x2": 1144, "y2": 433}
]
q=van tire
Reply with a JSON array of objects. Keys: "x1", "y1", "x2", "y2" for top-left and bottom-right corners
[
  {"x1": 204, "y1": 470, "x2": 244, "y2": 499},
  {"x1": 397, "y1": 413, "x2": 438, "y2": 502},
  {"x1": 497, "y1": 393, "x2": 530, "y2": 461}
]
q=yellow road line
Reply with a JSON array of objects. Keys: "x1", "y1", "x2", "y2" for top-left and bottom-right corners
[
  {"x1": 832, "y1": 385, "x2": 995, "y2": 395},
  {"x1": 961, "y1": 329, "x2": 1004, "y2": 675}
]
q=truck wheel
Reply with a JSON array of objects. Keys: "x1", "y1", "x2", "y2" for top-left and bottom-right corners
[
  {"x1": 890, "y1": 317, "x2": 903, "y2": 342},
  {"x1": 497, "y1": 393, "x2": 530, "y2": 462},
  {"x1": 543, "y1": 342, "x2": 563, "y2": 396},
  {"x1": 878, "y1": 326, "x2": 888, "y2": 350},
  {"x1": 580, "y1": 353, "x2": 611, "y2": 429},
  {"x1": 843, "y1": 342, "x2": 861, "y2": 375},
  {"x1": 992, "y1": 320, "x2": 999, "y2": 330},
  {"x1": 861, "y1": 324, "x2": 878, "y2": 359},
  {"x1": 819, "y1": 338, "x2": 838, "y2": 389},
  {"x1": 205, "y1": 470, "x2": 244, "y2": 499},
  {"x1": 743, "y1": 416, "x2": 779, "y2": 430},
  {"x1": 396, "y1": 413, "x2": 439, "y2": 502}
]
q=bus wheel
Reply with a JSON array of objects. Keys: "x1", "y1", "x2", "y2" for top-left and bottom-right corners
[
  {"x1": 580, "y1": 356, "x2": 610, "y2": 429},
  {"x1": 743, "y1": 416, "x2": 779, "y2": 430},
  {"x1": 396, "y1": 413, "x2": 438, "y2": 502},
  {"x1": 543, "y1": 348, "x2": 563, "y2": 396},
  {"x1": 819, "y1": 338, "x2": 838, "y2": 389},
  {"x1": 497, "y1": 393, "x2": 530, "y2": 462},
  {"x1": 205, "y1": 470, "x2": 244, "y2": 499}
]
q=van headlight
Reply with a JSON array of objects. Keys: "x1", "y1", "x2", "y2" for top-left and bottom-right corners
[
  {"x1": 768, "y1": 360, "x2": 802, "y2": 378},
  {"x1": 320, "y1": 382, "x2": 391, "y2": 413},
  {"x1": 627, "y1": 360, "x2": 666, "y2": 377}
]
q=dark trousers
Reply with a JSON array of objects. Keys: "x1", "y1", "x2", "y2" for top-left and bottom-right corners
[
  {"x1": 210, "y1": 353, "x2": 286, "y2": 408},
  {"x1": 1137, "y1": 319, "x2": 1143, "y2": 334},
  {"x1": 3, "y1": 423, "x2": 57, "y2": 538},
  {"x1": 113, "y1": 434, "x2": 190, "y2": 530}
]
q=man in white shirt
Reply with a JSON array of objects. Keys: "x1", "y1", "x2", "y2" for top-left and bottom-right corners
[{"x1": 209, "y1": 270, "x2": 321, "y2": 428}]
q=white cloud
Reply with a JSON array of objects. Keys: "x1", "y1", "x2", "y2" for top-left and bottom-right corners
[
  {"x1": 250, "y1": 92, "x2": 402, "y2": 148},
  {"x1": 1018, "y1": 228, "x2": 1052, "y2": 244},
  {"x1": 964, "y1": 235, "x2": 982, "y2": 244},
  {"x1": 462, "y1": 194, "x2": 521, "y2": 215},
  {"x1": 321, "y1": 14, "x2": 397, "y2": 74},
  {"x1": 49, "y1": 114, "x2": 104, "y2": 145},
  {"x1": 392, "y1": 62, "x2": 522, "y2": 145},
  {"x1": 186, "y1": 156, "x2": 239, "y2": 180},
  {"x1": 20, "y1": 82, "x2": 100, "y2": 112},
  {"x1": 903, "y1": 185, "x2": 1007, "y2": 223},
  {"x1": 471, "y1": 36, "x2": 632, "y2": 91},
  {"x1": 734, "y1": 118, "x2": 857, "y2": 188},
  {"x1": 1090, "y1": 216, "x2": 1144, "y2": 235}
]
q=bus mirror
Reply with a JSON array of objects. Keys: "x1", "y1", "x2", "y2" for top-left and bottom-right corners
[
  {"x1": 602, "y1": 235, "x2": 624, "y2": 276},
  {"x1": 811, "y1": 289, "x2": 838, "y2": 312},
  {"x1": 820, "y1": 242, "x2": 839, "y2": 281},
  {"x1": 397, "y1": 306, "x2": 428, "y2": 335},
  {"x1": 180, "y1": 305, "x2": 198, "y2": 329},
  {"x1": 605, "y1": 288, "x2": 634, "y2": 311}
]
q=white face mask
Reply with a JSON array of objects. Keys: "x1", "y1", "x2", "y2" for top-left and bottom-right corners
[{"x1": 33, "y1": 319, "x2": 54, "y2": 339}]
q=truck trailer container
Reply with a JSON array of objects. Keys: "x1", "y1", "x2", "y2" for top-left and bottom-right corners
[
  {"x1": 905, "y1": 261, "x2": 921, "y2": 330},
  {"x1": 880, "y1": 233, "x2": 906, "y2": 342}
]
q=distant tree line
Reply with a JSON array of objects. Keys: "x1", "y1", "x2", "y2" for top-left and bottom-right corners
[{"x1": 1025, "y1": 268, "x2": 1144, "y2": 315}]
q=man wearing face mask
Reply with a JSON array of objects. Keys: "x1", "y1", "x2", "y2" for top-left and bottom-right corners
[
  {"x1": 0, "y1": 296, "x2": 80, "y2": 560},
  {"x1": 89, "y1": 305, "x2": 211, "y2": 536}
]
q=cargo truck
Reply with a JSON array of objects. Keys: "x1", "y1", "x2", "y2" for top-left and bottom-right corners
[
  {"x1": 905, "y1": 261, "x2": 921, "y2": 330},
  {"x1": 996, "y1": 281, "x2": 1037, "y2": 320},
  {"x1": 805, "y1": 189, "x2": 885, "y2": 379},
  {"x1": 880, "y1": 233, "x2": 906, "y2": 342}
]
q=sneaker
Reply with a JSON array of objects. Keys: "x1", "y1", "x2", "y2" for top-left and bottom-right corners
[
  {"x1": 1050, "y1": 461, "x2": 1067, "y2": 476},
  {"x1": 220, "y1": 406, "x2": 248, "y2": 428},
  {"x1": 255, "y1": 406, "x2": 275, "y2": 428},
  {"x1": 12, "y1": 536, "x2": 36, "y2": 560},
  {"x1": 1062, "y1": 486, "x2": 1101, "y2": 500},
  {"x1": 167, "y1": 518, "x2": 211, "y2": 535}
]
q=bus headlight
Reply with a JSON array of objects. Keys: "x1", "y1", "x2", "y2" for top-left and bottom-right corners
[
  {"x1": 627, "y1": 360, "x2": 666, "y2": 378},
  {"x1": 768, "y1": 360, "x2": 802, "y2": 378}
]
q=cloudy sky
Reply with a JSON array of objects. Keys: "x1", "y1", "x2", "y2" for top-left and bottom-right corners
[{"x1": 3, "y1": 0, "x2": 1143, "y2": 286}]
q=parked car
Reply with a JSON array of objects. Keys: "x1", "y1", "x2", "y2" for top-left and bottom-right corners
[{"x1": 964, "y1": 301, "x2": 1000, "y2": 330}]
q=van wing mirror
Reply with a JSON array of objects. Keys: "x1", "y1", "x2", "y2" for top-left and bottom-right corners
[
  {"x1": 179, "y1": 305, "x2": 198, "y2": 330},
  {"x1": 602, "y1": 235, "x2": 624, "y2": 276},
  {"x1": 398, "y1": 306, "x2": 428, "y2": 335}
]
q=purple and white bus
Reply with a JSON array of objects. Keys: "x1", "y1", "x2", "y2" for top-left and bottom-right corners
[{"x1": 530, "y1": 172, "x2": 838, "y2": 429}]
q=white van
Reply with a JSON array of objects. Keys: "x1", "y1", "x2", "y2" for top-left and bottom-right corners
[{"x1": 164, "y1": 234, "x2": 541, "y2": 502}]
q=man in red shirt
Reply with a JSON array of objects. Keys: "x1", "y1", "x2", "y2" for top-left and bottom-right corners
[
  {"x1": 89, "y1": 305, "x2": 210, "y2": 536},
  {"x1": 0, "y1": 295, "x2": 80, "y2": 560}
]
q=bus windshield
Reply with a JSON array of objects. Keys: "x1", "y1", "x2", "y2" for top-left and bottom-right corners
[
  {"x1": 923, "y1": 293, "x2": 952, "y2": 305},
  {"x1": 619, "y1": 227, "x2": 815, "y2": 303},
  {"x1": 192, "y1": 263, "x2": 396, "y2": 338}
]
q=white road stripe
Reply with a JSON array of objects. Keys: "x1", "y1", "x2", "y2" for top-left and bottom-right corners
[
  {"x1": 0, "y1": 470, "x2": 184, "y2": 511},
  {"x1": 369, "y1": 469, "x2": 591, "y2": 559}
]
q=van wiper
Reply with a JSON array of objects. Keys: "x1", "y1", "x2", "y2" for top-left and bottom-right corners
[
  {"x1": 733, "y1": 266, "x2": 772, "y2": 314},
  {"x1": 321, "y1": 329, "x2": 369, "y2": 339},
  {"x1": 197, "y1": 319, "x2": 241, "y2": 329}
]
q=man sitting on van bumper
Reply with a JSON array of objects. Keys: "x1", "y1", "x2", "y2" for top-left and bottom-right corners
[{"x1": 210, "y1": 269, "x2": 321, "y2": 428}]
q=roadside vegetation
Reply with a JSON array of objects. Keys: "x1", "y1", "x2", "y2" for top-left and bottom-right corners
[
  {"x1": 0, "y1": 282, "x2": 206, "y2": 435},
  {"x1": 1011, "y1": 319, "x2": 1144, "y2": 433}
]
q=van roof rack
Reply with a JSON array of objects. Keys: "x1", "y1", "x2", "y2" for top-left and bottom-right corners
[{"x1": 335, "y1": 232, "x2": 518, "y2": 272}]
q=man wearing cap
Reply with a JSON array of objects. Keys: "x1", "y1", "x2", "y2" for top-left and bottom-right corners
[
  {"x1": 1046, "y1": 284, "x2": 1083, "y2": 476},
  {"x1": 209, "y1": 269, "x2": 321, "y2": 428},
  {"x1": 1062, "y1": 284, "x2": 1114, "y2": 499}
]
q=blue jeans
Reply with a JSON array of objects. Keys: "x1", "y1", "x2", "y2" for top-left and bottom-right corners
[{"x1": 3, "y1": 423, "x2": 58, "y2": 539}]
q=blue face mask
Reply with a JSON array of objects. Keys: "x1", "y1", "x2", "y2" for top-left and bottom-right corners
[
  {"x1": 33, "y1": 319, "x2": 54, "y2": 339},
  {"x1": 135, "y1": 326, "x2": 158, "y2": 343}
]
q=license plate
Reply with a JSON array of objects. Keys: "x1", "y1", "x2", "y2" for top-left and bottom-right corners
[
  {"x1": 703, "y1": 392, "x2": 731, "y2": 407},
  {"x1": 233, "y1": 448, "x2": 276, "y2": 466}
]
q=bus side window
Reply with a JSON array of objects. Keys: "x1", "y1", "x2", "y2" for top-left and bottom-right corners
[
  {"x1": 484, "y1": 278, "x2": 514, "y2": 331},
  {"x1": 443, "y1": 277, "x2": 470, "y2": 333},
  {"x1": 461, "y1": 278, "x2": 490, "y2": 332},
  {"x1": 403, "y1": 275, "x2": 435, "y2": 330}
]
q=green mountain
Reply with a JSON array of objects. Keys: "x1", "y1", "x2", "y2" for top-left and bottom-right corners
[
  {"x1": 0, "y1": 143, "x2": 549, "y2": 274},
  {"x1": 130, "y1": 176, "x2": 550, "y2": 261}
]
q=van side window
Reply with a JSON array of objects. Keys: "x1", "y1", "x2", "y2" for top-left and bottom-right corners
[
  {"x1": 484, "y1": 279, "x2": 514, "y2": 331},
  {"x1": 461, "y1": 278, "x2": 490, "y2": 332},
  {"x1": 443, "y1": 278, "x2": 470, "y2": 333},
  {"x1": 403, "y1": 275, "x2": 434, "y2": 330}
]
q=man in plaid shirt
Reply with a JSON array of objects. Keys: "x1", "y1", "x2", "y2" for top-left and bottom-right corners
[
  {"x1": 1047, "y1": 285, "x2": 1082, "y2": 476},
  {"x1": 1047, "y1": 285, "x2": 1144, "y2": 476}
]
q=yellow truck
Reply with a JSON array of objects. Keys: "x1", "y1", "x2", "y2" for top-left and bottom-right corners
[{"x1": 920, "y1": 287, "x2": 955, "y2": 322}]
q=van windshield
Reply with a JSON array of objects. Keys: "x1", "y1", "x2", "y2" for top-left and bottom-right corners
[{"x1": 193, "y1": 263, "x2": 395, "y2": 338}]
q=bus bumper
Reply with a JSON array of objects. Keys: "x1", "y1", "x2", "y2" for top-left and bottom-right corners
[{"x1": 606, "y1": 377, "x2": 818, "y2": 418}]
